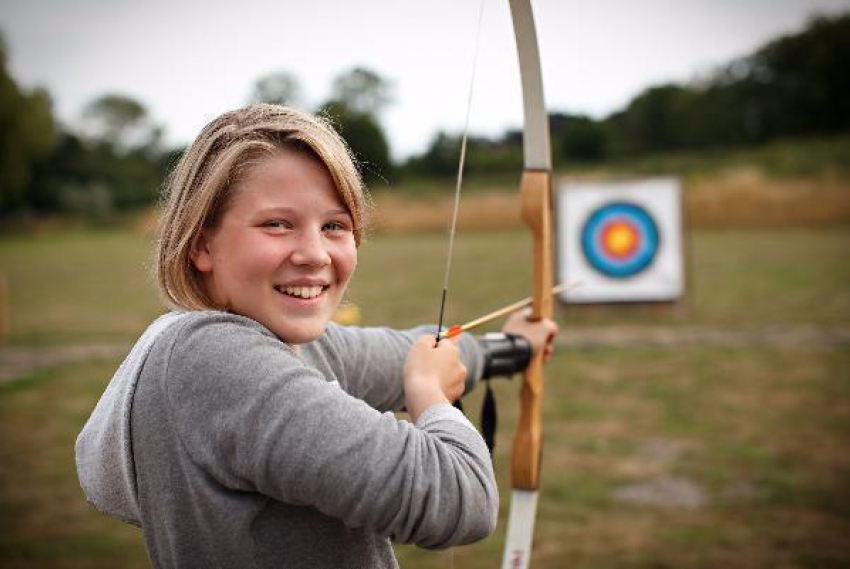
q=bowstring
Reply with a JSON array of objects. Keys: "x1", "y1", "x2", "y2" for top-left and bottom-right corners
[{"x1": 435, "y1": 0, "x2": 487, "y2": 345}]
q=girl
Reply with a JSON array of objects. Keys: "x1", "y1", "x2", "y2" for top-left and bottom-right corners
[{"x1": 76, "y1": 104, "x2": 557, "y2": 568}]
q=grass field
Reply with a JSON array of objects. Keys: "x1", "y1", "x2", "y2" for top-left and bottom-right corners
[{"x1": 1, "y1": 222, "x2": 848, "y2": 568}]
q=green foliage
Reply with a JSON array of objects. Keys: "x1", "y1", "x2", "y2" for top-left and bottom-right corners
[
  {"x1": 0, "y1": 36, "x2": 170, "y2": 220},
  {"x1": 249, "y1": 72, "x2": 302, "y2": 106},
  {"x1": 604, "y1": 12, "x2": 850, "y2": 156},
  {"x1": 321, "y1": 99, "x2": 393, "y2": 185},
  {"x1": 747, "y1": 13, "x2": 850, "y2": 137},
  {"x1": 466, "y1": 137, "x2": 523, "y2": 175},
  {"x1": 81, "y1": 94, "x2": 161, "y2": 154},
  {"x1": 550, "y1": 113, "x2": 607, "y2": 162},
  {"x1": 319, "y1": 67, "x2": 395, "y2": 185},
  {"x1": 575, "y1": 135, "x2": 850, "y2": 179},
  {"x1": 0, "y1": 33, "x2": 55, "y2": 214},
  {"x1": 400, "y1": 131, "x2": 523, "y2": 180},
  {"x1": 605, "y1": 84, "x2": 692, "y2": 155},
  {"x1": 401, "y1": 132, "x2": 463, "y2": 178},
  {"x1": 330, "y1": 67, "x2": 392, "y2": 116},
  {"x1": 28, "y1": 128, "x2": 167, "y2": 217}
]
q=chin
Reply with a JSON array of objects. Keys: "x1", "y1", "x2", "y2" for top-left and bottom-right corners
[{"x1": 272, "y1": 321, "x2": 328, "y2": 346}]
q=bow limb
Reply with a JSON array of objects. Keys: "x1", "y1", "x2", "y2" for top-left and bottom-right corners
[{"x1": 501, "y1": 0, "x2": 553, "y2": 568}]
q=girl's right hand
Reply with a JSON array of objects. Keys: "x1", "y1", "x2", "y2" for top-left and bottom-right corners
[{"x1": 403, "y1": 335, "x2": 467, "y2": 422}]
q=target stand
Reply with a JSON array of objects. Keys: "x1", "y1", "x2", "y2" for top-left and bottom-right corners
[{"x1": 557, "y1": 178, "x2": 684, "y2": 304}]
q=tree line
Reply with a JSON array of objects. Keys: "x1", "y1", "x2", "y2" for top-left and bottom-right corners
[
  {"x1": 411, "y1": 12, "x2": 849, "y2": 176},
  {"x1": 0, "y1": 51, "x2": 394, "y2": 219},
  {"x1": 1, "y1": 12, "x2": 847, "y2": 220}
]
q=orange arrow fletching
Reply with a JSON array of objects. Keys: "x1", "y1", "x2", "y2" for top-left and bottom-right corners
[{"x1": 443, "y1": 325, "x2": 463, "y2": 339}]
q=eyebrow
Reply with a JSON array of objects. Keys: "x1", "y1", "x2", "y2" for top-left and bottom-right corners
[{"x1": 256, "y1": 207, "x2": 351, "y2": 216}]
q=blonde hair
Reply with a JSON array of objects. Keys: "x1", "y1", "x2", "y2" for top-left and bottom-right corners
[{"x1": 156, "y1": 103, "x2": 369, "y2": 310}]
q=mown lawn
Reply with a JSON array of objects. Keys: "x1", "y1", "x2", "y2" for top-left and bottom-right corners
[{"x1": 0, "y1": 225, "x2": 848, "y2": 568}]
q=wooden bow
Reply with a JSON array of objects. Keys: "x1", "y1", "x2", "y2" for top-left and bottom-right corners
[{"x1": 501, "y1": 1, "x2": 553, "y2": 568}]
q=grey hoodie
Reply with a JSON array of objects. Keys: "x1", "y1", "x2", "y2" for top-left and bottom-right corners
[{"x1": 76, "y1": 311, "x2": 498, "y2": 568}]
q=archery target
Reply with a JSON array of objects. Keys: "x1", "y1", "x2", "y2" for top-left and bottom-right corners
[
  {"x1": 557, "y1": 178, "x2": 683, "y2": 303},
  {"x1": 581, "y1": 202, "x2": 659, "y2": 279}
]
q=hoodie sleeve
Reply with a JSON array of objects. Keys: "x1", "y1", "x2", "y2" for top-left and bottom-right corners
[
  {"x1": 160, "y1": 314, "x2": 498, "y2": 548},
  {"x1": 317, "y1": 323, "x2": 486, "y2": 412}
]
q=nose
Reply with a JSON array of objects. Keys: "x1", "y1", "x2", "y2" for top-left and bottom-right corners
[{"x1": 290, "y1": 226, "x2": 331, "y2": 268}]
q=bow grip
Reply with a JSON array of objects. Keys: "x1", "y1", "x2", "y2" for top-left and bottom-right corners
[{"x1": 512, "y1": 170, "x2": 553, "y2": 490}]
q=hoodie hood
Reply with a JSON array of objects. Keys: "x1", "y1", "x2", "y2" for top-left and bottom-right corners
[{"x1": 75, "y1": 311, "x2": 188, "y2": 525}]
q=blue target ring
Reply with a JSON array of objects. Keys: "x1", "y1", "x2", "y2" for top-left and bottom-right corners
[{"x1": 581, "y1": 202, "x2": 660, "y2": 279}]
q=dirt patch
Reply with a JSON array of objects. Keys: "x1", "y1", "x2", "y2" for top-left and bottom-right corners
[
  {"x1": 613, "y1": 475, "x2": 709, "y2": 509},
  {"x1": 0, "y1": 343, "x2": 128, "y2": 385},
  {"x1": 609, "y1": 438, "x2": 758, "y2": 510},
  {"x1": 612, "y1": 438, "x2": 709, "y2": 509}
]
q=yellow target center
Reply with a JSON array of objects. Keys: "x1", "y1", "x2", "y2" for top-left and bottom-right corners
[{"x1": 603, "y1": 222, "x2": 638, "y2": 257}]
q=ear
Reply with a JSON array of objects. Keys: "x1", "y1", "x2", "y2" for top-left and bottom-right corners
[{"x1": 189, "y1": 230, "x2": 215, "y2": 273}]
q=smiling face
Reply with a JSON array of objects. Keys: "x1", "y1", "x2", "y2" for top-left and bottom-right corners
[{"x1": 190, "y1": 150, "x2": 357, "y2": 344}]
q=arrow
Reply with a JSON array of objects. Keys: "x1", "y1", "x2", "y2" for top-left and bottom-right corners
[{"x1": 438, "y1": 280, "x2": 581, "y2": 340}]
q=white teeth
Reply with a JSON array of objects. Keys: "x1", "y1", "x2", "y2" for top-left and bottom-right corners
[{"x1": 280, "y1": 285, "x2": 324, "y2": 299}]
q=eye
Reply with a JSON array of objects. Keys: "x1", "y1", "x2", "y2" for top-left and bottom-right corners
[
  {"x1": 323, "y1": 218, "x2": 352, "y2": 233},
  {"x1": 263, "y1": 219, "x2": 292, "y2": 230}
]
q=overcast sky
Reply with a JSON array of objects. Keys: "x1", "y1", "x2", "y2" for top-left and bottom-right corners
[{"x1": 1, "y1": 0, "x2": 848, "y2": 159}]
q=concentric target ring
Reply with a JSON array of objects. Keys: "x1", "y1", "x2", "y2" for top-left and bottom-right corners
[{"x1": 581, "y1": 202, "x2": 660, "y2": 279}]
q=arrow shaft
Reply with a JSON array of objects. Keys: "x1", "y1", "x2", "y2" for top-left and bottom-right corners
[{"x1": 440, "y1": 281, "x2": 580, "y2": 340}]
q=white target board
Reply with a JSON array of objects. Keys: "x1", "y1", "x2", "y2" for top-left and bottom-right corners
[{"x1": 557, "y1": 178, "x2": 684, "y2": 303}]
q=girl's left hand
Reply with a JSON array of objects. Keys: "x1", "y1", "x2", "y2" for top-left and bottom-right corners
[{"x1": 501, "y1": 309, "x2": 559, "y2": 362}]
